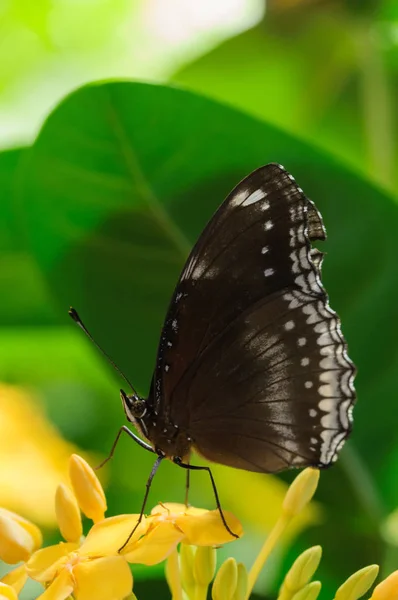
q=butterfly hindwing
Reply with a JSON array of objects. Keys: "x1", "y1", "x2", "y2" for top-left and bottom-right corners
[{"x1": 148, "y1": 163, "x2": 355, "y2": 471}]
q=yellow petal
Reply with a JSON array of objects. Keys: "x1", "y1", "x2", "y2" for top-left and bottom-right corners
[
  {"x1": 370, "y1": 569, "x2": 398, "y2": 600},
  {"x1": 151, "y1": 502, "x2": 243, "y2": 544},
  {"x1": 55, "y1": 483, "x2": 83, "y2": 543},
  {"x1": 283, "y1": 469, "x2": 320, "y2": 518},
  {"x1": 0, "y1": 511, "x2": 39, "y2": 564},
  {"x1": 0, "y1": 582, "x2": 18, "y2": 600},
  {"x1": 74, "y1": 556, "x2": 133, "y2": 600},
  {"x1": 26, "y1": 543, "x2": 78, "y2": 582},
  {"x1": 178, "y1": 510, "x2": 243, "y2": 545},
  {"x1": 69, "y1": 454, "x2": 107, "y2": 523},
  {"x1": 152, "y1": 503, "x2": 208, "y2": 518},
  {"x1": 212, "y1": 558, "x2": 238, "y2": 600},
  {"x1": 194, "y1": 546, "x2": 217, "y2": 586},
  {"x1": 36, "y1": 569, "x2": 74, "y2": 600},
  {"x1": 124, "y1": 521, "x2": 184, "y2": 565},
  {"x1": 80, "y1": 514, "x2": 148, "y2": 557},
  {"x1": 336, "y1": 565, "x2": 379, "y2": 600},
  {"x1": 1, "y1": 565, "x2": 28, "y2": 593}
]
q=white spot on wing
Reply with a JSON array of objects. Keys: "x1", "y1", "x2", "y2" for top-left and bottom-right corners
[
  {"x1": 264, "y1": 268, "x2": 274, "y2": 277},
  {"x1": 242, "y1": 189, "x2": 266, "y2": 206},
  {"x1": 264, "y1": 220, "x2": 273, "y2": 231}
]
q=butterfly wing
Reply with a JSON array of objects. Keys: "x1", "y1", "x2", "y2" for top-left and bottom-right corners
[{"x1": 148, "y1": 163, "x2": 355, "y2": 471}]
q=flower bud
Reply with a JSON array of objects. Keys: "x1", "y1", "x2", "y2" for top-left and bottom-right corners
[
  {"x1": 0, "y1": 582, "x2": 18, "y2": 600},
  {"x1": 180, "y1": 543, "x2": 196, "y2": 597},
  {"x1": 292, "y1": 581, "x2": 321, "y2": 600},
  {"x1": 69, "y1": 454, "x2": 106, "y2": 523},
  {"x1": 0, "y1": 509, "x2": 42, "y2": 564},
  {"x1": 280, "y1": 546, "x2": 322, "y2": 600},
  {"x1": 233, "y1": 562, "x2": 248, "y2": 600},
  {"x1": 55, "y1": 483, "x2": 83, "y2": 543},
  {"x1": 335, "y1": 565, "x2": 379, "y2": 600},
  {"x1": 194, "y1": 546, "x2": 217, "y2": 587},
  {"x1": 283, "y1": 469, "x2": 320, "y2": 518},
  {"x1": 212, "y1": 558, "x2": 238, "y2": 600},
  {"x1": 1, "y1": 565, "x2": 28, "y2": 593}
]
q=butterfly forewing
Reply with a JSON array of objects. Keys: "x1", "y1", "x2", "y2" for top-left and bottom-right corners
[{"x1": 148, "y1": 163, "x2": 355, "y2": 471}]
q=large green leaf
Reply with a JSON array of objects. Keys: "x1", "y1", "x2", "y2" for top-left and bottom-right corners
[
  {"x1": 16, "y1": 80, "x2": 398, "y2": 591},
  {"x1": 0, "y1": 148, "x2": 58, "y2": 325}
]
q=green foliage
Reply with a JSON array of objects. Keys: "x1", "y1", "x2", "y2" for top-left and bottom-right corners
[{"x1": 173, "y1": 1, "x2": 398, "y2": 194}]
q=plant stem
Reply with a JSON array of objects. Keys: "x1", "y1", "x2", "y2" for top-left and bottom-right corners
[
  {"x1": 360, "y1": 24, "x2": 394, "y2": 191},
  {"x1": 246, "y1": 514, "x2": 290, "y2": 599}
]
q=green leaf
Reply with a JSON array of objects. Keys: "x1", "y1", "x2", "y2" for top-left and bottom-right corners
[{"x1": 0, "y1": 148, "x2": 58, "y2": 325}]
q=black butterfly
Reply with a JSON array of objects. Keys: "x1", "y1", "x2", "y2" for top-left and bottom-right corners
[{"x1": 70, "y1": 163, "x2": 356, "y2": 545}]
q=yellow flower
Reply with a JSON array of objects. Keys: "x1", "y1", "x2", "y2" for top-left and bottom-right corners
[
  {"x1": 0, "y1": 565, "x2": 28, "y2": 600},
  {"x1": 26, "y1": 503, "x2": 241, "y2": 599},
  {"x1": 0, "y1": 508, "x2": 42, "y2": 564},
  {"x1": 81, "y1": 502, "x2": 243, "y2": 567},
  {"x1": 25, "y1": 454, "x2": 242, "y2": 600},
  {"x1": 1, "y1": 565, "x2": 28, "y2": 594},
  {"x1": 0, "y1": 582, "x2": 18, "y2": 600},
  {"x1": 0, "y1": 384, "x2": 85, "y2": 527},
  {"x1": 27, "y1": 543, "x2": 133, "y2": 600},
  {"x1": 25, "y1": 455, "x2": 133, "y2": 600},
  {"x1": 146, "y1": 503, "x2": 243, "y2": 548},
  {"x1": 370, "y1": 570, "x2": 398, "y2": 600}
]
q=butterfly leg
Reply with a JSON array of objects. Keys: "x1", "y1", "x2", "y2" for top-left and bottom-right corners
[
  {"x1": 173, "y1": 458, "x2": 238, "y2": 539},
  {"x1": 95, "y1": 425, "x2": 155, "y2": 470},
  {"x1": 118, "y1": 453, "x2": 164, "y2": 552},
  {"x1": 184, "y1": 468, "x2": 190, "y2": 507}
]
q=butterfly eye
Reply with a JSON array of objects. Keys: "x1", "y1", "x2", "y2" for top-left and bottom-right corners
[{"x1": 120, "y1": 389, "x2": 147, "y2": 419}]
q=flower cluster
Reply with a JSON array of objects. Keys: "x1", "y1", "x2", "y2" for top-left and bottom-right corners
[
  {"x1": 0, "y1": 456, "x2": 397, "y2": 600},
  {"x1": 0, "y1": 454, "x2": 241, "y2": 599}
]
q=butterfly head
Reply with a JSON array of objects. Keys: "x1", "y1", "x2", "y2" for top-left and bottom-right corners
[{"x1": 120, "y1": 388, "x2": 147, "y2": 421}]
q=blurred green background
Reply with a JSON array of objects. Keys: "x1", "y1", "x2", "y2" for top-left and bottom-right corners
[{"x1": 1, "y1": 0, "x2": 398, "y2": 598}]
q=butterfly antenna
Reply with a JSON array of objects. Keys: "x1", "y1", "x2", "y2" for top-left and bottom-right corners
[{"x1": 69, "y1": 307, "x2": 139, "y2": 398}]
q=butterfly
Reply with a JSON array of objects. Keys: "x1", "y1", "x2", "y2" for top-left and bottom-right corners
[{"x1": 70, "y1": 163, "x2": 356, "y2": 545}]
